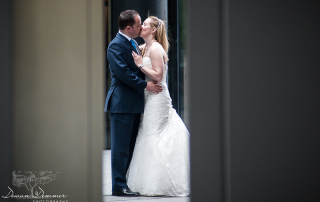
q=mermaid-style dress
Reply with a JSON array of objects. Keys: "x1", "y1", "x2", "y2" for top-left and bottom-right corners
[{"x1": 126, "y1": 57, "x2": 190, "y2": 196}]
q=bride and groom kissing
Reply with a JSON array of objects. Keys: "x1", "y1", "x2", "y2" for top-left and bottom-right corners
[{"x1": 104, "y1": 10, "x2": 190, "y2": 197}]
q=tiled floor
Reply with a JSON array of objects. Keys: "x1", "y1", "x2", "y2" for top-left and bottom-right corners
[{"x1": 103, "y1": 150, "x2": 189, "y2": 202}]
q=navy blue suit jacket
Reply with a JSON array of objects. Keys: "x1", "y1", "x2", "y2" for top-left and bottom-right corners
[{"x1": 104, "y1": 34, "x2": 147, "y2": 113}]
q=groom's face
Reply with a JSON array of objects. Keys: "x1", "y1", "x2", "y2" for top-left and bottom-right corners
[{"x1": 130, "y1": 15, "x2": 142, "y2": 38}]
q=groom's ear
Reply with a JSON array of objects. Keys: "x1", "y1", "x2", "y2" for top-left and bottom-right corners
[{"x1": 126, "y1": 26, "x2": 132, "y2": 32}]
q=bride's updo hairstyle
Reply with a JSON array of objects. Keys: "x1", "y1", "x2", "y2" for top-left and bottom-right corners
[{"x1": 143, "y1": 16, "x2": 169, "y2": 61}]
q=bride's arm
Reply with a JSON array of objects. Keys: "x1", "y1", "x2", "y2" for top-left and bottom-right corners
[{"x1": 132, "y1": 45, "x2": 164, "y2": 82}]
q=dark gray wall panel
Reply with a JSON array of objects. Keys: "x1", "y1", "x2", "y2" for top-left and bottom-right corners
[
  {"x1": 189, "y1": 0, "x2": 223, "y2": 201},
  {"x1": 0, "y1": 0, "x2": 12, "y2": 198},
  {"x1": 229, "y1": 1, "x2": 320, "y2": 201}
]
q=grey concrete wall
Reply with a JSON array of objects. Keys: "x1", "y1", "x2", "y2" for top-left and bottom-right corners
[
  {"x1": 189, "y1": 0, "x2": 320, "y2": 201},
  {"x1": 188, "y1": 0, "x2": 223, "y2": 201},
  {"x1": 11, "y1": 0, "x2": 104, "y2": 201},
  {"x1": 229, "y1": 1, "x2": 320, "y2": 201},
  {"x1": 0, "y1": 0, "x2": 12, "y2": 199}
]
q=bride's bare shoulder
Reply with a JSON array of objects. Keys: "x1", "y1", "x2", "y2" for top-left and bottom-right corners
[
  {"x1": 150, "y1": 42, "x2": 165, "y2": 55},
  {"x1": 149, "y1": 44, "x2": 166, "y2": 63}
]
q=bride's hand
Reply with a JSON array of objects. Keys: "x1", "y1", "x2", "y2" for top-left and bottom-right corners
[{"x1": 132, "y1": 51, "x2": 143, "y2": 68}]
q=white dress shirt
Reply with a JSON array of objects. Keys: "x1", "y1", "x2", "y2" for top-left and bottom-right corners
[
  {"x1": 119, "y1": 31, "x2": 141, "y2": 55},
  {"x1": 118, "y1": 30, "x2": 131, "y2": 41}
]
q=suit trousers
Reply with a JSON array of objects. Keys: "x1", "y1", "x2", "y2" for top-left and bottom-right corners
[{"x1": 110, "y1": 113, "x2": 141, "y2": 192}]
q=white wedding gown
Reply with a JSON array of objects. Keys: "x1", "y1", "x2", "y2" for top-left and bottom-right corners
[{"x1": 126, "y1": 57, "x2": 190, "y2": 196}]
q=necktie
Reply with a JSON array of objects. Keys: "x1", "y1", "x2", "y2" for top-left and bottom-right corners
[{"x1": 130, "y1": 39, "x2": 138, "y2": 52}]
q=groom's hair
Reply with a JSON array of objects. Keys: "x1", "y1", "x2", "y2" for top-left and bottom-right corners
[{"x1": 118, "y1": 10, "x2": 139, "y2": 30}]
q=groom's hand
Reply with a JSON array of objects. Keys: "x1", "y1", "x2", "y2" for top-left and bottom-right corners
[{"x1": 146, "y1": 81, "x2": 163, "y2": 93}]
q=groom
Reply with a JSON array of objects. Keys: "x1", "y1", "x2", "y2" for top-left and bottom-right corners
[{"x1": 105, "y1": 10, "x2": 162, "y2": 196}]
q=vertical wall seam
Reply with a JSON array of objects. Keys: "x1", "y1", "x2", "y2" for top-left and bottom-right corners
[
  {"x1": 86, "y1": 0, "x2": 93, "y2": 201},
  {"x1": 177, "y1": 0, "x2": 180, "y2": 115},
  {"x1": 220, "y1": 0, "x2": 231, "y2": 201}
]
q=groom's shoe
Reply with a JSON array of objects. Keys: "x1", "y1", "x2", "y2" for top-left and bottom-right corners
[{"x1": 112, "y1": 188, "x2": 140, "y2": 197}]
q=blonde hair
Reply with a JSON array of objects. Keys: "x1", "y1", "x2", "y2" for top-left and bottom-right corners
[{"x1": 142, "y1": 16, "x2": 169, "y2": 61}]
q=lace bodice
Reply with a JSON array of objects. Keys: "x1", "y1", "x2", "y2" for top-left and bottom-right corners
[{"x1": 142, "y1": 57, "x2": 170, "y2": 101}]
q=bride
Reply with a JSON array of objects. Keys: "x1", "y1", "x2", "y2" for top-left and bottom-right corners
[{"x1": 127, "y1": 16, "x2": 190, "y2": 197}]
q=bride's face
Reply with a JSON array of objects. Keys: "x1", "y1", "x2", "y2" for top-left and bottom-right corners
[{"x1": 140, "y1": 18, "x2": 155, "y2": 38}]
